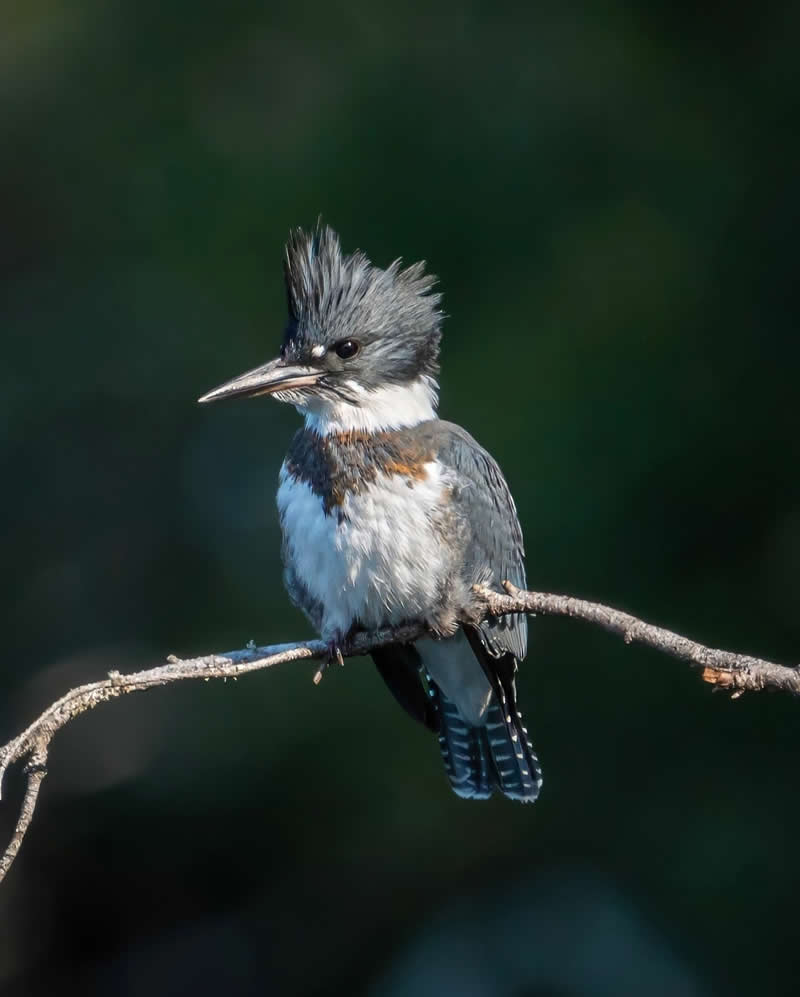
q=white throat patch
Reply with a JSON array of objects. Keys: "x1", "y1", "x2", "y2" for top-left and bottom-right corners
[{"x1": 299, "y1": 375, "x2": 438, "y2": 435}]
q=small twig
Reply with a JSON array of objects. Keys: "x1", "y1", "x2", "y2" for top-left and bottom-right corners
[{"x1": 0, "y1": 585, "x2": 796, "y2": 885}]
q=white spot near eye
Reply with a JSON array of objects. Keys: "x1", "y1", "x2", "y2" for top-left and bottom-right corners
[{"x1": 311, "y1": 345, "x2": 326, "y2": 359}]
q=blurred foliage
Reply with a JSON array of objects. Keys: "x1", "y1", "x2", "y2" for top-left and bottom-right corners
[{"x1": 1, "y1": 0, "x2": 799, "y2": 994}]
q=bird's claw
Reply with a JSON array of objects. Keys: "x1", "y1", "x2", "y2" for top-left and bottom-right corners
[{"x1": 313, "y1": 635, "x2": 348, "y2": 685}]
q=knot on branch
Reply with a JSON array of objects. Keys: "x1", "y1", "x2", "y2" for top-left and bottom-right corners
[
  {"x1": 22, "y1": 760, "x2": 48, "y2": 777},
  {"x1": 701, "y1": 661, "x2": 800, "y2": 698},
  {"x1": 701, "y1": 666, "x2": 747, "y2": 698}
]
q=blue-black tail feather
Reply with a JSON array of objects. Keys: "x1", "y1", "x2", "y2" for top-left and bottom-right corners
[
  {"x1": 480, "y1": 690, "x2": 541, "y2": 802},
  {"x1": 429, "y1": 680, "x2": 492, "y2": 799},
  {"x1": 430, "y1": 678, "x2": 541, "y2": 803},
  {"x1": 465, "y1": 625, "x2": 542, "y2": 802}
]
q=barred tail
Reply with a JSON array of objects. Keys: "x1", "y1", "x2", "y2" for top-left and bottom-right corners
[
  {"x1": 431, "y1": 681, "x2": 541, "y2": 803},
  {"x1": 373, "y1": 633, "x2": 542, "y2": 803},
  {"x1": 433, "y1": 682, "x2": 493, "y2": 799},
  {"x1": 481, "y1": 695, "x2": 541, "y2": 803}
]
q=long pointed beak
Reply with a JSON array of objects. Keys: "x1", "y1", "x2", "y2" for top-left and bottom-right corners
[{"x1": 197, "y1": 357, "x2": 321, "y2": 404}]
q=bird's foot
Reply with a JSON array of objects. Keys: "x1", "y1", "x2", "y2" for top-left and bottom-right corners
[
  {"x1": 424, "y1": 614, "x2": 460, "y2": 641},
  {"x1": 313, "y1": 629, "x2": 355, "y2": 685}
]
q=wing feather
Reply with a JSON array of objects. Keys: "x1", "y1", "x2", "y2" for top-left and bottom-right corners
[{"x1": 435, "y1": 422, "x2": 527, "y2": 661}]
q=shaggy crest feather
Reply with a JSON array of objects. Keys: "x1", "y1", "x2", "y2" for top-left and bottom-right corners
[{"x1": 282, "y1": 223, "x2": 443, "y2": 384}]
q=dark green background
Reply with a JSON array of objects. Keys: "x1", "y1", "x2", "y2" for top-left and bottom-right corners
[{"x1": 1, "y1": 2, "x2": 798, "y2": 994}]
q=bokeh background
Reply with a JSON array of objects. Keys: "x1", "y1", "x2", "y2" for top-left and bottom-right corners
[{"x1": 1, "y1": 1, "x2": 799, "y2": 994}]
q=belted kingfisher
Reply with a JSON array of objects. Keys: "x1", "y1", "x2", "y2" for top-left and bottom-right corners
[{"x1": 199, "y1": 225, "x2": 541, "y2": 802}]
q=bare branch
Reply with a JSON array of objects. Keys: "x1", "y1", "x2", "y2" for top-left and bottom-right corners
[
  {"x1": 473, "y1": 582, "x2": 800, "y2": 695},
  {"x1": 0, "y1": 584, "x2": 797, "y2": 885}
]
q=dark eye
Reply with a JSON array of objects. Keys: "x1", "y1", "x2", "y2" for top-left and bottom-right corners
[{"x1": 334, "y1": 339, "x2": 360, "y2": 360}]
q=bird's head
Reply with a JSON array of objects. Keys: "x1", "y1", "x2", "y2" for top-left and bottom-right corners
[{"x1": 198, "y1": 224, "x2": 443, "y2": 434}]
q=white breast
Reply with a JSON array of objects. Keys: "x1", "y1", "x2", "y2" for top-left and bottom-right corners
[{"x1": 277, "y1": 462, "x2": 450, "y2": 641}]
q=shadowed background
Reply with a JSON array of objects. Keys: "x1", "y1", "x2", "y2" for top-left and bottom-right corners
[{"x1": 1, "y1": 1, "x2": 799, "y2": 994}]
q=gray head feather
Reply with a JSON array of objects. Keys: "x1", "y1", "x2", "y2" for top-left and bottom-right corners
[{"x1": 281, "y1": 224, "x2": 443, "y2": 390}]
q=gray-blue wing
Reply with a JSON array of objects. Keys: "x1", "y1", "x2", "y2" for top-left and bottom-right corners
[{"x1": 435, "y1": 421, "x2": 527, "y2": 661}]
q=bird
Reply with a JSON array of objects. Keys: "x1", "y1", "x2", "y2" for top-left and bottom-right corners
[{"x1": 198, "y1": 224, "x2": 542, "y2": 802}]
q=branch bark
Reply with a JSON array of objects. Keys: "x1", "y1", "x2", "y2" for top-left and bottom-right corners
[{"x1": 0, "y1": 582, "x2": 796, "y2": 885}]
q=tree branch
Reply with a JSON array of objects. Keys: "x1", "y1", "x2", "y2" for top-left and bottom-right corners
[
  {"x1": 0, "y1": 583, "x2": 796, "y2": 885},
  {"x1": 474, "y1": 583, "x2": 800, "y2": 694}
]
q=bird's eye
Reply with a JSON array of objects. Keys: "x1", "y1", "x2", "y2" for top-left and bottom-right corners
[{"x1": 334, "y1": 339, "x2": 360, "y2": 360}]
